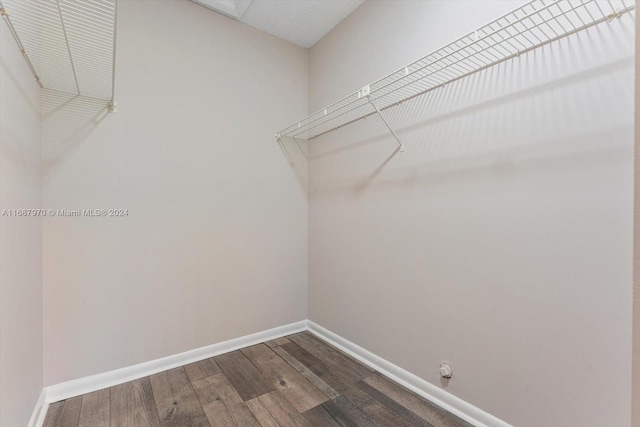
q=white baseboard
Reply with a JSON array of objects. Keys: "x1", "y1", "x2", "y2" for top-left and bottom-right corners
[
  {"x1": 45, "y1": 320, "x2": 308, "y2": 404},
  {"x1": 307, "y1": 321, "x2": 511, "y2": 427},
  {"x1": 40, "y1": 319, "x2": 508, "y2": 427},
  {"x1": 27, "y1": 388, "x2": 48, "y2": 427}
]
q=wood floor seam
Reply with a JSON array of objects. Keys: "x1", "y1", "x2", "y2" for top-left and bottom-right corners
[{"x1": 43, "y1": 332, "x2": 471, "y2": 427}]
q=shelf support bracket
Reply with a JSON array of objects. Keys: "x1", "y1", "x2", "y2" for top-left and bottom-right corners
[{"x1": 363, "y1": 85, "x2": 404, "y2": 152}]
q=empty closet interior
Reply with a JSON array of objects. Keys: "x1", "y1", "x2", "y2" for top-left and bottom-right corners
[{"x1": 0, "y1": 0, "x2": 637, "y2": 426}]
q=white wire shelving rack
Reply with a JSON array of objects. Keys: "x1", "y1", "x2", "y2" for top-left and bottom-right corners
[
  {"x1": 276, "y1": 0, "x2": 635, "y2": 151},
  {"x1": 0, "y1": 0, "x2": 118, "y2": 111}
]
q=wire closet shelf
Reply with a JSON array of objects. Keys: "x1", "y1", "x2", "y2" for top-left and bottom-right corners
[
  {"x1": 0, "y1": 0, "x2": 118, "y2": 110},
  {"x1": 276, "y1": 0, "x2": 635, "y2": 150}
]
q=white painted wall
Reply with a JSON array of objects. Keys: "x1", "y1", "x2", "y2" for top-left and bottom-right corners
[
  {"x1": 42, "y1": 0, "x2": 308, "y2": 385},
  {"x1": 0, "y1": 18, "x2": 43, "y2": 427},
  {"x1": 308, "y1": 1, "x2": 635, "y2": 426}
]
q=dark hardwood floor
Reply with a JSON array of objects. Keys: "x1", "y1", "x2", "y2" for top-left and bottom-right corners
[{"x1": 43, "y1": 332, "x2": 472, "y2": 427}]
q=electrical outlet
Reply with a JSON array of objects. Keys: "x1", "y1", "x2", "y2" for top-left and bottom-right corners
[{"x1": 439, "y1": 363, "x2": 453, "y2": 379}]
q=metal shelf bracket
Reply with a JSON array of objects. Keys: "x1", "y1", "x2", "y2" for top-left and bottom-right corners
[{"x1": 363, "y1": 85, "x2": 405, "y2": 152}]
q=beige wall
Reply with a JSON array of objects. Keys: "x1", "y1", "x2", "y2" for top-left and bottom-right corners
[
  {"x1": 308, "y1": 1, "x2": 634, "y2": 426},
  {"x1": 0, "y1": 18, "x2": 43, "y2": 427},
  {"x1": 42, "y1": 0, "x2": 308, "y2": 385}
]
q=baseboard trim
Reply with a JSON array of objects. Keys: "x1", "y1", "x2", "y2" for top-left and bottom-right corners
[
  {"x1": 42, "y1": 319, "x2": 509, "y2": 427},
  {"x1": 307, "y1": 321, "x2": 511, "y2": 427},
  {"x1": 45, "y1": 320, "x2": 308, "y2": 404},
  {"x1": 28, "y1": 388, "x2": 48, "y2": 427}
]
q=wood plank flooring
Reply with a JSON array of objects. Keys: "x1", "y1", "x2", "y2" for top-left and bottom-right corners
[{"x1": 44, "y1": 332, "x2": 472, "y2": 427}]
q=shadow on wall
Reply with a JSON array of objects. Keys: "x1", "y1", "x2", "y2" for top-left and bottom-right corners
[
  {"x1": 278, "y1": 135, "x2": 309, "y2": 191},
  {"x1": 0, "y1": 56, "x2": 40, "y2": 117},
  {"x1": 304, "y1": 17, "x2": 635, "y2": 198},
  {"x1": 0, "y1": 57, "x2": 41, "y2": 180},
  {"x1": 42, "y1": 89, "x2": 110, "y2": 183}
]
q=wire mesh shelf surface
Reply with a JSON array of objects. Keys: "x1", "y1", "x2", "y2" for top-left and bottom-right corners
[
  {"x1": 1, "y1": 0, "x2": 117, "y2": 101},
  {"x1": 276, "y1": 0, "x2": 635, "y2": 142}
]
